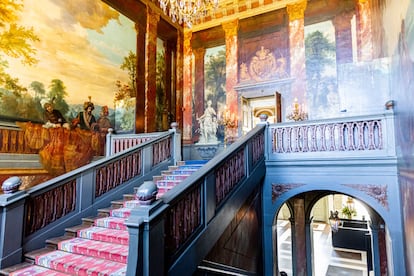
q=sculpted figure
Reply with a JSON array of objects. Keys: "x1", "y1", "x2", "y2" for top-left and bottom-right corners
[{"x1": 197, "y1": 100, "x2": 218, "y2": 144}]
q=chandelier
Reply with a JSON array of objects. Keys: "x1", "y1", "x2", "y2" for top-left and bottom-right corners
[{"x1": 158, "y1": 0, "x2": 219, "y2": 28}]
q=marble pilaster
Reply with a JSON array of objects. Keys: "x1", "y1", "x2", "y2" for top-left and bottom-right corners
[
  {"x1": 355, "y1": 0, "x2": 374, "y2": 61},
  {"x1": 175, "y1": 30, "x2": 184, "y2": 134},
  {"x1": 333, "y1": 12, "x2": 354, "y2": 64},
  {"x1": 135, "y1": 21, "x2": 146, "y2": 133},
  {"x1": 286, "y1": 1, "x2": 307, "y2": 103},
  {"x1": 145, "y1": 8, "x2": 160, "y2": 133},
  {"x1": 182, "y1": 31, "x2": 193, "y2": 143},
  {"x1": 193, "y1": 47, "x2": 206, "y2": 141},
  {"x1": 222, "y1": 19, "x2": 239, "y2": 142}
]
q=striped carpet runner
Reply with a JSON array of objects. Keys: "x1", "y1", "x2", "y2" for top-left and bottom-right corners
[{"x1": 9, "y1": 160, "x2": 207, "y2": 276}]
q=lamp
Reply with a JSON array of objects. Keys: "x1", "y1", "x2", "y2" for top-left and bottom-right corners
[
  {"x1": 219, "y1": 109, "x2": 237, "y2": 147},
  {"x1": 329, "y1": 210, "x2": 341, "y2": 232},
  {"x1": 158, "y1": 0, "x2": 218, "y2": 28},
  {"x1": 286, "y1": 97, "x2": 308, "y2": 121}
]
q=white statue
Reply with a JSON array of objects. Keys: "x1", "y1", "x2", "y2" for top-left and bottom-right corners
[{"x1": 197, "y1": 100, "x2": 218, "y2": 144}]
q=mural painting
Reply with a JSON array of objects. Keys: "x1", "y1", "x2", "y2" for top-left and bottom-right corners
[
  {"x1": 0, "y1": 0, "x2": 136, "y2": 131},
  {"x1": 0, "y1": 0, "x2": 136, "y2": 178}
]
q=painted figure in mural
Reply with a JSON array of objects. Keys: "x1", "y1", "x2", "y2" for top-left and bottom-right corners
[
  {"x1": 93, "y1": 106, "x2": 112, "y2": 133},
  {"x1": 42, "y1": 101, "x2": 70, "y2": 129},
  {"x1": 197, "y1": 100, "x2": 218, "y2": 144},
  {"x1": 73, "y1": 97, "x2": 96, "y2": 130}
]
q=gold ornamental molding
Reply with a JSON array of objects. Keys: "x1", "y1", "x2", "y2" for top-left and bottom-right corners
[
  {"x1": 184, "y1": 31, "x2": 192, "y2": 49},
  {"x1": 222, "y1": 19, "x2": 239, "y2": 38},
  {"x1": 286, "y1": 0, "x2": 307, "y2": 21},
  {"x1": 272, "y1": 183, "x2": 305, "y2": 203},
  {"x1": 147, "y1": 6, "x2": 160, "y2": 26},
  {"x1": 343, "y1": 183, "x2": 389, "y2": 210}
]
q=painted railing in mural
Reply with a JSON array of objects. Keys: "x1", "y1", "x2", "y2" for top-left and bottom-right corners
[
  {"x1": 125, "y1": 124, "x2": 267, "y2": 276},
  {"x1": 0, "y1": 123, "x2": 37, "y2": 154},
  {"x1": 266, "y1": 110, "x2": 396, "y2": 160},
  {"x1": 0, "y1": 128, "x2": 180, "y2": 269}
]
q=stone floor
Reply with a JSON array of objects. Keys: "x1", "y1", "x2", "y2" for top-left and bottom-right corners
[{"x1": 277, "y1": 220, "x2": 369, "y2": 276}]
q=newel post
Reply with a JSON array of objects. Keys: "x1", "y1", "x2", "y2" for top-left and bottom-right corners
[
  {"x1": 125, "y1": 200, "x2": 168, "y2": 276},
  {"x1": 0, "y1": 177, "x2": 28, "y2": 268},
  {"x1": 105, "y1": 128, "x2": 114, "y2": 157},
  {"x1": 169, "y1": 122, "x2": 182, "y2": 165}
]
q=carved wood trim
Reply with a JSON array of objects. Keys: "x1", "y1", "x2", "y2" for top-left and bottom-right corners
[
  {"x1": 272, "y1": 183, "x2": 304, "y2": 203},
  {"x1": 343, "y1": 183, "x2": 389, "y2": 210}
]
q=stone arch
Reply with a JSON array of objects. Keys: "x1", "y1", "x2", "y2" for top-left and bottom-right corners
[{"x1": 268, "y1": 188, "x2": 392, "y2": 275}]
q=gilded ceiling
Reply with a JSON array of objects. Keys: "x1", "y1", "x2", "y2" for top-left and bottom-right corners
[{"x1": 190, "y1": 0, "x2": 301, "y2": 31}]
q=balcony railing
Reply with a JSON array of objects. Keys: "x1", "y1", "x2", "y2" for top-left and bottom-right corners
[{"x1": 266, "y1": 111, "x2": 396, "y2": 161}]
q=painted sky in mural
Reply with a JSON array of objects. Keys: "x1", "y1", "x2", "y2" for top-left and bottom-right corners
[{"x1": 4, "y1": 0, "x2": 136, "y2": 107}]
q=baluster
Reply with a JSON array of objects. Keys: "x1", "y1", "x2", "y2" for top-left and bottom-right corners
[
  {"x1": 320, "y1": 124, "x2": 327, "y2": 151},
  {"x1": 357, "y1": 121, "x2": 365, "y2": 150},
  {"x1": 310, "y1": 125, "x2": 317, "y2": 151},
  {"x1": 367, "y1": 121, "x2": 376, "y2": 150},
  {"x1": 376, "y1": 120, "x2": 383, "y2": 149}
]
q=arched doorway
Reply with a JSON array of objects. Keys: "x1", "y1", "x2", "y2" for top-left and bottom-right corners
[{"x1": 272, "y1": 191, "x2": 388, "y2": 276}]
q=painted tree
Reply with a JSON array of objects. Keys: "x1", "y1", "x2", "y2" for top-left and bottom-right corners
[
  {"x1": 116, "y1": 51, "x2": 137, "y2": 132},
  {"x1": 156, "y1": 45, "x2": 166, "y2": 130},
  {"x1": 47, "y1": 79, "x2": 69, "y2": 117},
  {"x1": 120, "y1": 50, "x2": 137, "y2": 96},
  {"x1": 305, "y1": 30, "x2": 336, "y2": 109},
  {"x1": 0, "y1": 0, "x2": 39, "y2": 97},
  {"x1": 204, "y1": 48, "x2": 226, "y2": 108}
]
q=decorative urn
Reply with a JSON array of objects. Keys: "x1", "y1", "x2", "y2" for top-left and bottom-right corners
[
  {"x1": 2, "y1": 176, "x2": 22, "y2": 194},
  {"x1": 136, "y1": 181, "x2": 158, "y2": 205}
]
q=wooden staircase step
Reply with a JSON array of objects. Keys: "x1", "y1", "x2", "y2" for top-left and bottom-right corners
[
  {"x1": 64, "y1": 224, "x2": 90, "y2": 237},
  {"x1": 0, "y1": 262, "x2": 34, "y2": 276},
  {"x1": 24, "y1": 247, "x2": 55, "y2": 263},
  {"x1": 123, "y1": 193, "x2": 135, "y2": 201},
  {"x1": 45, "y1": 236, "x2": 73, "y2": 249}
]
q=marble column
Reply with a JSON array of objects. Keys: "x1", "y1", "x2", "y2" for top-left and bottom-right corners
[
  {"x1": 182, "y1": 31, "x2": 193, "y2": 144},
  {"x1": 145, "y1": 7, "x2": 160, "y2": 133},
  {"x1": 286, "y1": 0, "x2": 307, "y2": 105},
  {"x1": 370, "y1": 219, "x2": 388, "y2": 275},
  {"x1": 175, "y1": 30, "x2": 184, "y2": 137},
  {"x1": 291, "y1": 197, "x2": 307, "y2": 276},
  {"x1": 193, "y1": 47, "x2": 206, "y2": 142},
  {"x1": 355, "y1": 0, "x2": 373, "y2": 61},
  {"x1": 222, "y1": 19, "x2": 239, "y2": 142},
  {"x1": 135, "y1": 19, "x2": 146, "y2": 133},
  {"x1": 332, "y1": 12, "x2": 354, "y2": 64}
]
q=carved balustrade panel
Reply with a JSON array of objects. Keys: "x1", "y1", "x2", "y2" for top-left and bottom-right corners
[
  {"x1": 250, "y1": 131, "x2": 265, "y2": 166},
  {"x1": 272, "y1": 119, "x2": 383, "y2": 154},
  {"x1": 25, "y1": 179, "x2": 76, "y2": 236},
  {"x1": 215, "y1": 149, "x2": 246, "y2": 205},
  {"x1": 95, "y1": 151, "x2": 142, "y2": 198},
  {"x1": 165, "y1": 183, "x2": 202, "y2": 258},
  {"x1": 112, "y1": 137, "x2": 153, "y2": 154},
  {"x1": 152, "y1": 137, "x2": 171, "y2": 166}
]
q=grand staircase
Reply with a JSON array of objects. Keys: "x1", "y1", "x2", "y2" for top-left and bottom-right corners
[{"x1": 0, "y1": 160, "x2": 207, "y2": 276}]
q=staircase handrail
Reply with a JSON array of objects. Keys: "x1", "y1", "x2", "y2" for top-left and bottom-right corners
[
  {"x1": 125, "y1": 123, "x2": 267, "y2": 276},
  {"x1": 0, "y1": 125, "x2": 181, "y2": 269},
  {"x1": 105, "y1": 129, "x2": 169, "y2": 156}
]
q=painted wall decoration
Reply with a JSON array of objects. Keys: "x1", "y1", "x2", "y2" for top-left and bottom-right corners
[
  {"x1": 202, "y1": 45, "x2": 226, "y2": 141},
  {"x1": 0, "y1": 0, "x2": 137, "y2": 133}
]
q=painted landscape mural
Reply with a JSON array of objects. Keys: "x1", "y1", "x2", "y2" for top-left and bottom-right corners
[{"x1": 0, "y1": 0, "x2": 136, "y2": 132}]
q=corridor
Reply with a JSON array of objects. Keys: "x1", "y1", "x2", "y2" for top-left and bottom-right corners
[{"x1": 277, "y1": 220, "x2": 368, "y2": 276}]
